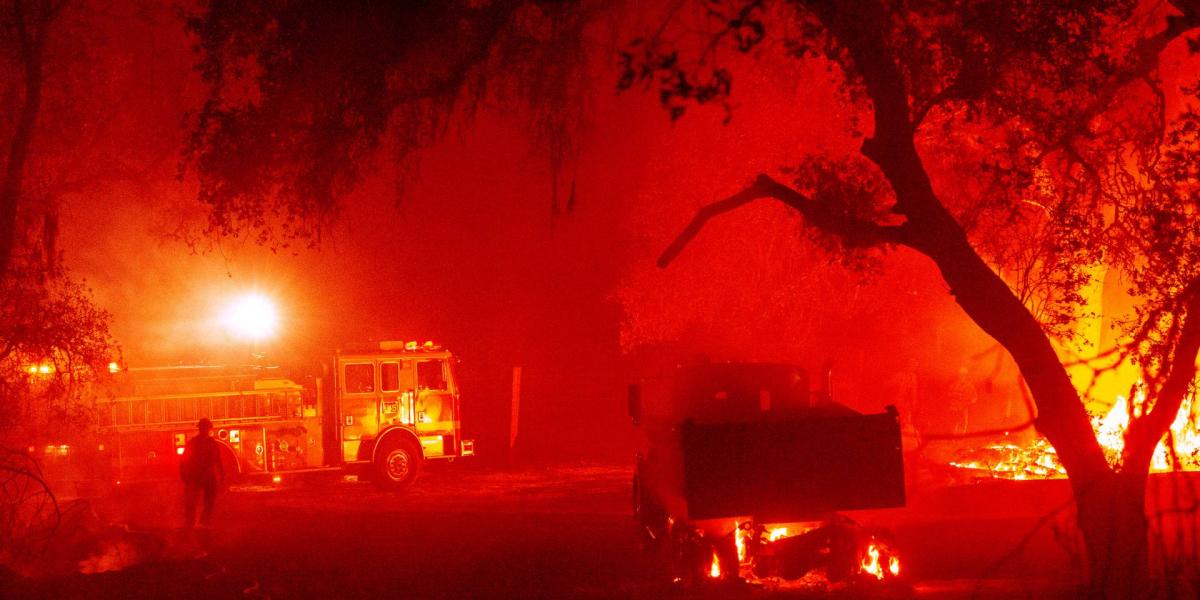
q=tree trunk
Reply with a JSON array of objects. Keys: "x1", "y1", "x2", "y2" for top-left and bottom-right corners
[
  {"x1": 1076, "y1": 470, "x2": 1150, "y2": 600},
  {"x1": 0, "y1": 1, "x2": 47, "y2": 280}
]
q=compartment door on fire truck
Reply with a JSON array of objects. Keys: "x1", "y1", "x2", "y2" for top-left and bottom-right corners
[
  {"x1": 379, "y1": 360, "x2": 415, "y2": 427},
  {"x1": 415, "y1": 359, "x2": 454, "y2": 455},
  {"x1": 340, "y1": 361, "x2": 379, "y2": 462}
]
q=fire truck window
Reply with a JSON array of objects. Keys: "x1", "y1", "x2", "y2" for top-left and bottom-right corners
[
  {"x1": 417, "y1": 360, "x2": 447, "y2": 391},
  {"x1": 345, "y1": 363, "x2": 375, "y2": 393},
  {"x1": 381, "y1": 362, "x2": 400, "y2": 392}
]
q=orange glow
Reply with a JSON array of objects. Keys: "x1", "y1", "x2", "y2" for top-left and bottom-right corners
[
  {"x1": 708, "y1": 551, "x2": 721, "y2": 579},
  {"x1": 888, "y1": 555, "x2": 900, "y2": 577},
  {"x1": 272, "y1": 475, "x2": 282, "y2": 483},
  {"x1": 108, "y1": 361, "x2": 120, "y2": 373},
  {"x1": 220, "y1": 292, "x2": 279, "y2": 341}
]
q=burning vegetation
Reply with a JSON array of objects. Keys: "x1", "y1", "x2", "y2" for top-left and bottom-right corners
[{"x1": 950, "y1": 384, "x2": 1200, "y2": 481}]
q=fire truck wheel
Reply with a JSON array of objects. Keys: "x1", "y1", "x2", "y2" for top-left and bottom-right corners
[
  {"x1": 373, "y1": 438, "x2": 421, "y2": 490},
  {"x1": 218, "y1": 443, "x2": 242, "y2": 486}
]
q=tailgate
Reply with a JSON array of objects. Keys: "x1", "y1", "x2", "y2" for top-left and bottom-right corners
[{"x1": 681, "y1": 411, "x2": 905, "y2": 520}]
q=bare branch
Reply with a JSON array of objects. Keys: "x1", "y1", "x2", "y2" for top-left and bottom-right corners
[
  {"x1": 1126, "y1": 277, "x2": 1200, "y2": 466},
  {"x1": 656, "y1": 174, "x2": 908, "y2": 268}
]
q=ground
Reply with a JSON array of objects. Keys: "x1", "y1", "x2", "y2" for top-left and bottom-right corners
[{"x1": 3, "y1": 460, "x2": 1114, "y2": 599}]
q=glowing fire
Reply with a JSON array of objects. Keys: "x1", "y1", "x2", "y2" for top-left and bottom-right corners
[
  {"x1": 735, "y1": 521, "x2": 747, "y2": 562},
  {"x1": 719, "y1": 522, "x2": 899, "y2": 586},
  {"x1": 859, "y1": 542, "x2": 890, "y2": 580},
  {"x1": 950, "y1": 385, "x2": 1200, "y2": 479},
  {"x1": 859, "y1": 540, "x2": 901, "y2": 580}
]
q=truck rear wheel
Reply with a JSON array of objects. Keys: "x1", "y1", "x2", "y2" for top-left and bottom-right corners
[
  {"x1": 218, "y1": 442, "x2": 242, "y2": 487},
  {"x1": 372, "y1": 438, "x2": 421, "y2": 490}
]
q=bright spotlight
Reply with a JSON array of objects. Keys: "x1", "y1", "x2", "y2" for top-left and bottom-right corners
[{"x1": 221, "y1": 293, "x2": 279, "y2": 341}]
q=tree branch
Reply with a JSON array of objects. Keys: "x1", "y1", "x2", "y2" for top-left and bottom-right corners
[
  {"x1": 656, "y1": 173, "x2": 907, "y2": 268},
  {"x1": 1125, "y1": 277, "x2": 1200, "y2": 470}
]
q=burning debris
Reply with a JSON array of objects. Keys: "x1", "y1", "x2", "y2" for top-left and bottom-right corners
[
  {"x1": 684, "y1": 517, "x2": 904, "y2": 590},
  {"x1": 949, "y1": 386, "x2": 1200, "y2": 480}
]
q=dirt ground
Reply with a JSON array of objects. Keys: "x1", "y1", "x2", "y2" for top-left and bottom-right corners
[{"x1": 4, "y1": 461, "x2": 1105, "y2": 599}]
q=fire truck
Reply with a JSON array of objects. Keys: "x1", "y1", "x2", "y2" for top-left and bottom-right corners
[
  {"x1": 629, "y1": 362, "x2": 906, "y2": 586},
  {"x1": 81, "y1": 340, "x2": 473, "y2": 491}
]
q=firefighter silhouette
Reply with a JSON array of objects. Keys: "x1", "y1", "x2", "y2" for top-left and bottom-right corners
[
  {"x1": 180, "y1": 418, "x2": 224, "y2": 527},
  {"x1": 948, "y1": 366, "x2": 978, "y2": 436}
]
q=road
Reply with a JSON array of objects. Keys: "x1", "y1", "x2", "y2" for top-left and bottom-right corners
[
  {"x1": 211, "y1": 462, "x2": 656, "y2": 599},
  {"x1": 8, "y1": 461, "x2": 1094, "y2": 599}
]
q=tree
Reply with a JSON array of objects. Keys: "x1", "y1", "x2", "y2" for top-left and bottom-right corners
[
  {"x1": 181, "y1": 0, "x2": 598, "y2": 246},
  {"x1": 623, "y1": 1, "x2": 1200, "y2": 597},
  {"x1": 1, "y1": 0, "x2": 121, "y2": 571},
  {"x1": 1, "y1": 0, "x2": 117, "y2": 441}
]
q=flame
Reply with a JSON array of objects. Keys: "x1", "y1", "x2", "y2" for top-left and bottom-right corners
[
  {"x1": 734, "y1": 522, "x2": 747, "y2": 562},
  {"x1": 949, "y1": 384, "x2": 1200, "y2": 479},
  {"x1": 860, "y1": 542, "x2": 885, "y2": 580},
  {"x1": 767, "y1": 527, "x2": 789, "y2": 542},
  {"x1": 859, "y1": 539, "x2": 900, "y2": 580},
  {"x1": 708, "y1": 550, "x2": 721, "y2": 579}
]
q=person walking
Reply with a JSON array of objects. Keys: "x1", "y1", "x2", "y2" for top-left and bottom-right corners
[{"x1": 180, "y1": 418, "x2": 224, "y2": 528}]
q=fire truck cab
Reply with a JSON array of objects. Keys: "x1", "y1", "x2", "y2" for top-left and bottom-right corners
[{"x1": 331, "y1": 340, "x2": 474, "y2": 490}]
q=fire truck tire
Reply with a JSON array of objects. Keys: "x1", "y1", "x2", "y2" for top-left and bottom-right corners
[
  {"x1": 373, "y1": 438, "x2": 421, "y2": 490},
  {"x1": 218, "y1": 443, "x2": 242, "y2": 486}
]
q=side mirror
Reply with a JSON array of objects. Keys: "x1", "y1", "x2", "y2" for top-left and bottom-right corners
[{"x1": 628, "y1": 383, "x2": 642, "y2": 426}]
